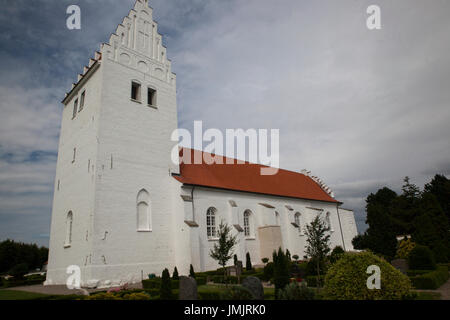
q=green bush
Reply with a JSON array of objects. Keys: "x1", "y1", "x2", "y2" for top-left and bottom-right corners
[
  {"x1": 306, "y1": 258, "x2": 327, "y2": 276},
  {"x1": 220, "y1": 286, "x2": 254, "y2": 300},
  {"x1": 172, "y1": 267, "x2": 179, "y2": 280},
  {"x1": 142, "y1": 278, "x2": 179, "y2": 289},
  {"x1": 306, "y1": 275, "x2": 321, "y2": 287},
  {"x1": 211, "y1": 275, "x2": 238, "y2": 284},
  {"x1": 410, "y1": 265, "x2": 449, "y2": 289},
  {"x1": 262, "y1": 262, "x2": 274, "y2": 281},
  {"x1": 160, "y1": 268, "x2": 173, "y2": 300},
  {"x1": 196, "y1": 276, "x2": 207, "y2": 286},
  {"x1": 329, "y1": 246, "x2": 345, "y2": 264},
  {"x1": 278, "y1": 282, "x2": 315, "y2": 300},
  {"x1": 323, "y1": 251, "x2": 412, "y2": 300},
  {"x1": 408, "y1": 245, "x2": 436, "y2": 270},
  {"x1": 198, "y1": 290, "x2": 222, "y2": 300},
  {"x1": 8, "y1": 263, "x2": 29, "y2": 279},
  {"x1": 189, "y1": 264, "x2": 195, "y2": 278},
  {"x1": 406, "y1": 270, "x2": 431, "y2": 277},
  {"x1": 246, "y1": 253, "x2": 252, "y2": 271}
]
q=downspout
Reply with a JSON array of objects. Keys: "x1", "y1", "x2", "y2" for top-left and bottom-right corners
[
  {"x1": 191, "y1": 186, "x2": 196, "y2": 223},
  {"x1": 336, "y1": 204, "x2": 346, "y2": 251}
]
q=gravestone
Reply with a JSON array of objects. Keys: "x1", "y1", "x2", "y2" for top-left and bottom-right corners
[
  {"x1": 179, "y1": 276, "x2": 198, "y2": 300},
  {"x1": 242, "y1": 276, "x2": 264, "y2": 300},
  {"x1": 391, "y1": 259, "x2": 409, "y2": 274}
]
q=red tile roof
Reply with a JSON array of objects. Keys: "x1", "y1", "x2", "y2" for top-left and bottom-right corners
[{"x1": 173, "y1": 148, "x2": 339, "y2": 203}]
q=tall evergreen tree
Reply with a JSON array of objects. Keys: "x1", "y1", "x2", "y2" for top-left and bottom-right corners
[{"x1": 304, "y1": 215, "x2": 331, "y2": 287}]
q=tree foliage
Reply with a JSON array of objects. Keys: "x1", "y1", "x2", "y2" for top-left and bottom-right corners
[
  {"x1": 160, "y1": 268, "x2": 173, "y2": 300},
  {"x1": 0, "y1": 239, "x2": 48, "y2": 274},
  {"x1": 209, "y1": 220, "x2": 238, "y2": 277},
  {"x1": 323, "y1": 251, "x2": 412, "y2": 300},
  {"x1": 272, "y1": 248, "x2": 290, "y2": 298},
  {"x1": 304, "y1": 215, "x2": 331, "y2": 286},
  {"x1": 245, "y1": 252, "x2": 252, "y2": 271},
  {"x1": 352, "y1": 175, "x2": 450, "y2": 262}
]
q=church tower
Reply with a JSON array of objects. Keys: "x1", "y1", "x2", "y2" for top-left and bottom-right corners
[{"x1": 46, "y1": 0, "x2": 180, "y2": 287}]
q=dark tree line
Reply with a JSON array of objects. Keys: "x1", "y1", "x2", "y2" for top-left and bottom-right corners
[
  {"x1": 0, "y1": 239, "x2": 48, "y2": 274},
  {"x1": 353, "y1": 174, "x2": 450, "y2": 262}
]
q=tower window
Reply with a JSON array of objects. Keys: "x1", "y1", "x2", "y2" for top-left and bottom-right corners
[
  {"x1": 79, "y1": 90, "x2": 85, "y2": 111},
  {"x1": 131, "y1": 81, "x2": 141, "y2": 101},
  {"x1": 72, "y1": 98, "x2": 78, "y2": 119},
  {"x1": 147, "y1": 88, "x2": 156, "y2": 107},
  {"x1": 72, "y1": 148, "x2": 76, "y2": 163}
]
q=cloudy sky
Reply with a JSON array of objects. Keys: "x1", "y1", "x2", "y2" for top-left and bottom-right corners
[{"x1": 0, "y1": 0, "x2": 449, "y2": 247}]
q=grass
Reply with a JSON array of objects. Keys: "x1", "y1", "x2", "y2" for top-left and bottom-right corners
[
  {"x1": 413, "y1": 291, "x2": 442, "y2": 300},
  {"x1": 0, "y1": 289, "x2": 51, "y2": 300}
]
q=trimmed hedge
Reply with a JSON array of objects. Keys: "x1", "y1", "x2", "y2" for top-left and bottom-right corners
[
  {"x1": 142, "y1": 278, "x2": 179, "y2": 290},
  {"x1": 410, "y1": 265, "x2": 449, "y2": 290},
  {"x1": 1, "y1": 274, "x2": 46, "y2": 288},
  {"x1": 196, "y1": 276, "x2": 207, "y2": 286},
  {"x1": 406, "y1": 270, "x2": 432, "y2": 277},
  {"x1": 211, "y1": 275, "x2": 238, "y2": 284}
]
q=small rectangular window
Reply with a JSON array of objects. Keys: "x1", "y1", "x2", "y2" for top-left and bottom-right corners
[
  {"x1": 72, "y1": 148, "x2": 76, "y2": 163},
  {"x1": 72, "y1": 99, "x2": 78, "y2": 119},
  {"x1": 79, "y1": 91, "x2": 85, "y2": 111},
  {"x1": 147, "y1": 88, "x2": 156, "y2": 107},
  {"x1": 131, "y1": 82, "x2": 141, "y2": 101}
]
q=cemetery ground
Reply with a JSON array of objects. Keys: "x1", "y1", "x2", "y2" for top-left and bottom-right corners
[{"x1": 0, "y1": 279, "x2": 447, "y2": 300}]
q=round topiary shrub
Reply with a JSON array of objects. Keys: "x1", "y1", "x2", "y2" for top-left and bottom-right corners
[
  {"x1": 408, "y1": 245, "x2": 436, "y2": 270},
  {"x1": 323, "y1": 251, "x2": 412, "y2": 300}
]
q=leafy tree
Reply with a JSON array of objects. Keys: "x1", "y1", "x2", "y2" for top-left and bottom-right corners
[
  {"x1": 261, "y1": 257, "x2": 269, "y2": 264},
  {"x1": 352, "y1": 187, "x2": 398, "y2": 259},
  {"x1": 209, "y1": 220, "x2": 238, "y2": 279},
  {"x1": 8, "y1": 263, "x2": 29, "y2": 279},
  {"x1": 424, "y1": 174, "x2": 450, "y2": 223},
  {"x1": 292, "y1": 255, "x2": 299, "y2": 262},
  {"x1": 189, "y1": 264, "x2": 195, "y2": 278},
  {"x1": 233, "y1": 254, "x2": 238, "y2": 266},
  {"x1": 272, "y1": 248, "x2": 290, "y2": 298},
  {"x1": 408, "y1": 245, "x2": 436, "y2": 270},
  {"x1": 304, "y1": 215, "x2": 331, "y2": 287},
  {"x1": 172, "y1": 266, "x2": 179, "y2": 280},
  {"x1": 395, "y1": 238, "x2": 415, "y2": 259},
  {"x1": 160, "y1": 268, "x2": 173, "y2": 300},
  {"x1": 245, "y1": 252, "x2": 252, "y2": 271},
  {"x1": 329, "y1": 246, "x2": 345, "y2": 264},
  {"x1": 0, "y1": 240, "x2": 48, "y2": 273}
]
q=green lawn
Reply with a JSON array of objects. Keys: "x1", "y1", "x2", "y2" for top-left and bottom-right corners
[
  {"x1": 0, "y1": 289, "x2": 51, "y2": 300},
  {"x1": 414, "y1": 291, "x2": 442, "y2": 300}
]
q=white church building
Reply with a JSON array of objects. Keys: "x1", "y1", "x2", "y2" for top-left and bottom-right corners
[{"x1": 45, "y1": 0, "x2": 358, "y2": 288}]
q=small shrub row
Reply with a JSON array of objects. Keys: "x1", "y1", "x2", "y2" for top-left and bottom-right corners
[
  {"x1": 142, "y1": 278, "x2": 179, "y2": 290},
  {"x1": 1, "y1": 274, "x2": 46, "y2": 288},
  {"x1": 410, "y1": 265, "x2": 449, "y2": 290},
  {"x1": 211, "y1": 275, "x2": 238, "y2": 284}
]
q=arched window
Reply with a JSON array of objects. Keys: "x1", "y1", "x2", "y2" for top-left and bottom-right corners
[
  {"x1": 243, "y1": 210, "x2": 252, "y2": 237},
  {"x1": 137, "y1": 189, "x2": 151, "y2": 231},
  {"x1": 206, "y1": 207, "x2": 217, "y2": 238},
  {"x1": 295, "y1": 212, "x2": 303, "y2": 235},
  {"x1": 275, "y1": 211, "x2": 280, "y2": 225},
  {"x1": 65, "y1": 211, "x2": 73, "y2": 246}
]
